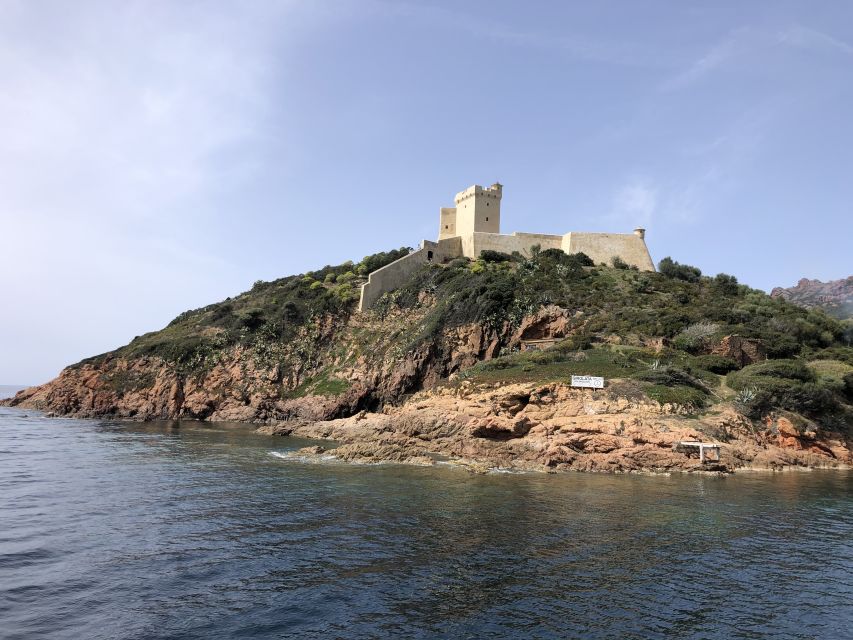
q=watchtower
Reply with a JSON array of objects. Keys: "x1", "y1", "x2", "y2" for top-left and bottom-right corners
[{"x1": 438, "y1": 182, "x2": 502, "y2": 240}]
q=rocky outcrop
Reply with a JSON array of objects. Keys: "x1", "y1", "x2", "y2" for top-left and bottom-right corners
[
  {"x1": 710, "y1": 335, "x2": 766, "y2": 367},
  {"x1": 771, "y1": 276, "x2": 853, "y2": 319},
  {"x1": 267, "y1": 382, "x2": 851, "y2": 474}
]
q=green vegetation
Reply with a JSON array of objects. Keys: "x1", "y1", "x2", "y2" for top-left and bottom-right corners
[
  {"x1": 727, "y1": 360, "x2": 846, "y2": 421},
  {"x1": 282, "y1": 370, "x2": 350, "y2": 399},
  {"x1": 73, "y1": 242, "x2": 851, "y2": 427}
]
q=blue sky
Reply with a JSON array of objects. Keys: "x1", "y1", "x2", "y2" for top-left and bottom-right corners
[{"x1": 1, "y1": 0, "x2": 851, "y2": 384}]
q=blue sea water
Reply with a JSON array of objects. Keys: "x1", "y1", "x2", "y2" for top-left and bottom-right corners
[{"x1": 0, "y1": 407, "x2": 851, "y2": 639}]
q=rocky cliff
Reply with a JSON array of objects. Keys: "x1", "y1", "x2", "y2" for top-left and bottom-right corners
[{"x1": 771, "y1": 276, "x2": 853, "y2": 319}]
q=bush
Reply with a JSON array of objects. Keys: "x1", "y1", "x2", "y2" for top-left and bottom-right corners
[
  {"x1": 727, "y1": 359, "x2": 842, "y2": 419},
  {"x1": 357, "y1": 247, "x2": 412, "y2": 275},
  {"x1": 713, "y1": 273, "x2": 739, "y2": 296},
  {"x1": 673, "y1": 321, "x2": 720, "y2": 353},
  {"x1": 646, "y1": 384, "x2": 708, "y2": 408},
  {"x1": 659, "y1": 257, "x2": 702, "y2": 282},
  {"x1": 634, "y1": 365, "x2": 708, "y2": 391},
  {"x1": 479, "y1": 250, "x2": 514, "y2": 263},
  {"x1": 693, "y1": 354, "x2": 739, "y2": 374},
  {"x1": 730, "y1": 360, "x2": 815, "y2": 384},
  {"x1": 611, "y1": 256, "x2": 635, "y2": 270}
]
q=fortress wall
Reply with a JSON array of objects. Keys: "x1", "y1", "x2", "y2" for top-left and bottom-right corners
[
  {"x1": 358, "y1": 237, "x2": 463, "y2": 311},
  {"x1": 463, "y1": 232, "x2": 562, "y2": 258},
  {"x1": 510, "y1": 233, "x2": 563, "y2": 252},
  {"x1": 562, "y1": 233, "x2": 655, "y2": 271}
]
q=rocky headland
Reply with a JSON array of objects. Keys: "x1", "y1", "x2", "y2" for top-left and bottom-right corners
[{"x1": 5, "y1": 250, "x2": 852, "y2": 474}]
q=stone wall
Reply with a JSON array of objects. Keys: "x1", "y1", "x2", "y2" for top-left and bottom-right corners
[
  {"x1": 358, "y1": 237, "x2": 463, "y2": 312},
  {"x1": 462, "y1": 232, "x2": 562, "y2": 258},
  {"x1": 562, "y1": 232, "x2": 655, "y2": 271},
  {"x1": 358, "y1": 229, "x2": 655, "y2": 312}
]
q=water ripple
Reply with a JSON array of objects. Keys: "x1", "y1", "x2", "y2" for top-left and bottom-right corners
[{"x1": 0, "y1": 408, "x2": 851, "y2": 639}]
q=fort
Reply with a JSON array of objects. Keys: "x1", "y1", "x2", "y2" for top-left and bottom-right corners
[{"x1": 358, "y1": 182, "x2": 655, "y2": 312}]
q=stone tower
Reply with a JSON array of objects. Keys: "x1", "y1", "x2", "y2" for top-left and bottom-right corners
[{"x1": 438, "y1": 182, "x2": 502, "y2": 240}]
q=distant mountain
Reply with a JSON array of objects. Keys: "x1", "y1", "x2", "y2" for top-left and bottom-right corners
[{"x1": 770, "y1": 277, "x2": 853, "y2": 319}]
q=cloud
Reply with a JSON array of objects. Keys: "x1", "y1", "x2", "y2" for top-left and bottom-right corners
[
  {"x1": 0, "y1": 1, "x2": 282, "y2": 228},
  {"x1": 777, "y1": 25, "x2": 853, "y2": 56},
  {"x1": 662, "y1": 27, "x2": 756, "y2": 90},
  {"x1": 376, "y1": 1, "x2": 665, "y2": 67},
  {"x1": 610, "y1": 179, "x2": 658, "y2": 228},
  {"x1": 0, "y1": 0, "x2": 305, "y2": 382},
  {"x1": 664, "y1": 23, "x2": 853, "y2": 91}
]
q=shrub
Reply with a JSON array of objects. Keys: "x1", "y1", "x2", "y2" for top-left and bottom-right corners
[
  {"x1": 572, "y1": 252, "x2": 595, "y2": 267},
  {"x1": 673, "y1": 321, "x2": 720, "y2": 353},
  {"x1": 712, "y1": 273, "x2": 739, "y2": 296},
  {"x1": 334, "y1": 283, "x2": 358, "y2": 303},
  {"x1": 844, "y1": 372, "x2": 853, "y2": 402},
  {"x1": 480, "y1": 250, "x2": 514, "y2": 263},
  {"x1": 634, "y1": 365, "x2": 708, "y2": 391},
  {"x1": 646, "y1": 384, "x2": 708, "y2": 408},
  {"x1": 337, "y1": 271, "x2": 357, "y2": 285},
  {"x1": 730, "y1": 360, "x2": 815, "y2": 385},
  {"x1": 727, "y1": 360, "x2": 842, "y2": 419},
  {"x1": 693, "y1": 354, "x2": 739, "y2": 374},
  {"x1": 324, "y1": 273, "x2": 336, "y2": 283},
  {"x1": 357, "y1": 247, "x2": 412, "y2": 275},
  {"x1": 239, "y1": 309, "x2": 265, "y2": 331},
  {"x1": 611, "y1": 256, "x2": 633, "y2": 270},
  {"x1": 309, "y1": 280, "x2": 325, "y2": 290},
  {"x1": 658, "y1": 257, "x2": 702, "y2": 282}
]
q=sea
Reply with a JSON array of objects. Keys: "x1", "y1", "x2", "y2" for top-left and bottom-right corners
[{"x1": 0, "y1": 406, "x2": 851, "y2": 639}]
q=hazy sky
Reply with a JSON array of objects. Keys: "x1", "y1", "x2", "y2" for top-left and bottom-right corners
[{"x1": 2, "y1": 0, "x2": 852, "y2": 384}]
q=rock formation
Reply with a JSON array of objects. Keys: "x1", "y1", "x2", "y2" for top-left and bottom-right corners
[{"x1": 771, "y1": 276, "x2": 853, "y2": 319}]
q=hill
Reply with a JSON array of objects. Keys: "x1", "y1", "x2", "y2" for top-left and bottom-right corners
[
  {"x1": 770, "y1": 277, "x2": 853, "y2": 319},
  {"x1": 4, "y1": 248, "x2": 852, "y2": 472}
]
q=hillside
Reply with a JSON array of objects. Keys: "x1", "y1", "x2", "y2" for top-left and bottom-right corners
[
  {"x1": 771, "y1": 276, "x2": 853, "y2": 319},
  {"x1": 5, "y1": 248, "x2": 852, "y2": 472}
]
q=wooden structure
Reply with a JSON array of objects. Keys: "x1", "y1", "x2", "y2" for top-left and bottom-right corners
[
  {"x1": 674, "y1": 441, "x2": 721, "y2": 463},
  {"x1": 520, "y1": 338, "x2": 559, "y2": 352}
]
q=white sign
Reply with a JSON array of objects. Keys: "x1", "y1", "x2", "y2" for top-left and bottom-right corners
[{"x1": 571, "y1": 375, "x2": 604, "y2": 389}]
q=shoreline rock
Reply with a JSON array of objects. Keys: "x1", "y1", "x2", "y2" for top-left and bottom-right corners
[{"x1": 259, "y1": 381, "x2": 851, "y2": 475}]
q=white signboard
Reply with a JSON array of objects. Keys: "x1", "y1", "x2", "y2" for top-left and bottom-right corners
[{"x1": 571, "y1": 375, "x2": 604, "y2": 389}]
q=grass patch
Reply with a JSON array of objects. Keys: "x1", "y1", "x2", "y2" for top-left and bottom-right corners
[
  {"x1": 458, "y1": 347, "x2": 651, "y2": 385},
  {"x1": 282, "y1": 371, "x2": 350, "y2": 399},
  {"x1": 644, "y1": 384, "x2": 709, "y2": 408}
]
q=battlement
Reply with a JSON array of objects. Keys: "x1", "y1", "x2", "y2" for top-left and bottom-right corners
[{"x1": 454, "y1": 183, "x2": 503, "y2": 204}]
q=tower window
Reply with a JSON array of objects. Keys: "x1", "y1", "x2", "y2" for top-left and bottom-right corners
[{"x1": 485, "y1": 217, "x2": 489, "y2": 221}]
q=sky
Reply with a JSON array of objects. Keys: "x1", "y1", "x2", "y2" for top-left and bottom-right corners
[{"x1": 1, "y1": 0, "x2": 852, "y2": 384}]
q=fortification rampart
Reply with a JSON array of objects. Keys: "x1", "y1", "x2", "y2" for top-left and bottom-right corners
[
  {"x1": 562, "y1": 231, "x2": 654, "y2": 271},
  {"x1": 358, "y1": 237, "x2": 462, "y2": 312}
]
